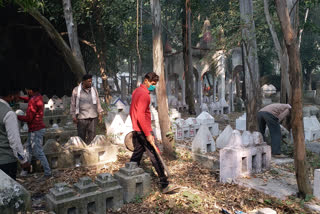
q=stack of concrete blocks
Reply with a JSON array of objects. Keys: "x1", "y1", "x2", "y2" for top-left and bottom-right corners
[
  {"x1": 314, "y1": 169, "x2": 320, "y2": 200},
  {"x1": 236, "y1": 113, "x2": 246, "y2": 131},
  {"x1": 46, "y1": 174, "x2": 123, "y2": 213},
  {"x1": 151, "y1": 106, "x2": 162, "y2": 141},
  {"x1": 185, "y1": 117, "x2": 200, "y2": 138},
  {"x1": 192, "y1": 125, "x2": 215, "y2": 154},
  {"x1": 44, "y1": 136, "x2": 118, "y2": 170},
  {"x1": 114, "y1": 162, "x2": 151, "y2": 203},
  {"x1": 0, "y1": 170, "x2": 31, "y2": 213},
  {"x1": 220, "y1": 130, "x2": 271, "y2": 183},
  {"x1": 196, "y1": 111, "x2": 219, "y2": 137},
  {"x1": 172, "y1": 118, "x2": 189, "y2": 140},
  {"x1": 219, "y1": 98, "x2": 229, "y2": 114},
  {"x1": 303, "y1": 116, "x2": 320, "y2": 141}
]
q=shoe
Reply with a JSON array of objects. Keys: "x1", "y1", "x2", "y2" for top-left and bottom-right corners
[
  {"x1": 20, "y1": 170, "x2": 28, "y2": 177},
  {"x1": 162, "y1": 184, "x2": 180, "y2": 194},
  {"x1": 272, "y1": 154, "x2": 288, "y2": 158},
  {"x1": 39, "y1": 174, "x2": 52, "y2": 182}
]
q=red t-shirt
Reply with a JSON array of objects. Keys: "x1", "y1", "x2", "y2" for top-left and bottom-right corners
[
  {"x1": 18, "y1": 94, "x2": 46, "y2": 132},
  {"x1": 130, "y1": 84, "x2": 152, "y2": 137}
]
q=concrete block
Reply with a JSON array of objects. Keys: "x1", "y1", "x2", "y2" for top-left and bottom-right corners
[
  {"x1": 220, "y1": 145, "x2": 271, "y2": 183},
  {"x1": 192, "y1": 125, "x2": 215, "y2": 154},
  {"x1": 314, "y1": 169, "x2": 320, "y2": 200},
  {"x1": 196, "y1": 111, "x2": 215, "y2": 124},
  {"x1": 0, "y1": 170, "x2": 31, "y2": 213},
  {"x1": 216, "y1": 125, "x2": 233, "y2": 149},
  {"x1": 200, "y1": 103, "x2": 209, "y2": 112},
  {"x1": 114, "y1": 162, "x2": 151, "y2": 203},
  {"x1": 257, "y1": 208, "x2": 277, "y2": 214},
  {"x1": 226, "y1": 130, "x2": 242, "y2": 148},
  {"x1": 241, "y1": 131, "x2": 254, "y2": 147},
  {"x1": 46, "y1": 174, "x2": 123, "y2": 214},
  {"x1": 304, "y1": 116, "x2": 320, "y2": 141},
  {"x1": 64, "y1": 137, "x2": 87, "y2": 149},
  {"x1": 173, "y1": 119, "x2": 190, "y2": 139}
]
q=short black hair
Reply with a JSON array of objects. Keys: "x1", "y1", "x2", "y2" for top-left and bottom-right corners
[
  {"x1": 82, "y1": 74, "x2": 93, "y2": 81},
  {"x1": 26, "y1": 87, "x2": 40, "y2": 92},
  {"x1": 144, "y1": 72, "x2": 159, "y2": 82}
]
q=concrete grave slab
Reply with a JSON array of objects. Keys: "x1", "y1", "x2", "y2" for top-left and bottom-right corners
[
  {"x1": 185, "y1": 117, "x2": 200, "y2": 137},
  {"x1": 114, "y1": 162, "x2": 151, "y2": 203},
  {"x1": 236, "y1": 113, "x2": 246, "y2": 131},
  {"x1": 173, "y1": 118, "x2": 190, "y2": 139},
  {"x1": 314, "y1": 169, "x2": 320, "y2": 200},
  {"x1": 192, "y1": 125, "x2": 215, "y2": 154},
  {"x1": 216, "y1": 125, "x2": 233, "y2": 149},
  {"x1": 0, "y1": 170, "x2": 31, "y2": 213},
  {"x1": 241, "y1": 131, "x2": 254, "y2": 147}
]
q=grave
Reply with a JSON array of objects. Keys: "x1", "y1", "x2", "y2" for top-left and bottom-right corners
[
  {"x1": 185, "y1": 117, "x2": 200, "y2": 137},
  {"x1": 236, "y1": 113, "x2": 246, "y2": 131},
  {"x1": 107, "y1": 114, "x2": 126, "y2": 144},
  {"x1": 169, "y1": 108, "x2": 181, "y2": 121},
  {"x1": 196, "y1": 111, "x2": 219, "y2": 136},
  {"x1": 192, "y1": 125, "x2": 215, "y2": 154},
  {"x1": 114, "y1": 162, "x2": 151, "y2": 203},
  {"x1": 303, "y1": 116, "x2": 320, "y2": 141},
  {"x1": 219, "y1": 98, "x2": 229, "y2": 114},
  {"x1": 46, "y1": 174, "x2": 123, "y2": 213},
  {"x1": 172, "y1": 118, "x2": 189, "y2": 140},
  {"x1": 0, "y1": 170, "x2": 31, "y2": 213},
  {"x1": 220, "y1": 131, "x2": 271, "y2": 183},
  {"x1": 314, "y1": 169, "x2": 320, "y2": 200},
  {"x1": 216, "y1": 125, "x2": 233, "y2": 149},
  {"x1": 303, "y1": 105, "x2": 320, "y2": 117}
]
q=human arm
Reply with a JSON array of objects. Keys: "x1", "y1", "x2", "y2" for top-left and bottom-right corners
[
  {"x1": 19, "y1": 96, "x2": 30, "y2": 102},
  {"x1": 136, "y1": 94, "x2": 152, "y2": 137},
  {"x1": 17, "y1": 99, "x2": 36, "y2": 123},
  {"x1": 70, "y1": 88, "x2": 78, "y2": 123},
  {"x1": 94, "y1": 87, "x2": 104, "y2": 123},
  {"x1": 3, "y1": 111, "x2": 28, "y2": 165},
  {"x1": 278, "y1": 104, "x2": 291, "y2": 122}
]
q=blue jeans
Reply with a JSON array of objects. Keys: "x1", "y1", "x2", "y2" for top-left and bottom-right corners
[{"x1": 26, "y1": 128, "x2": 51, "y2": 176}]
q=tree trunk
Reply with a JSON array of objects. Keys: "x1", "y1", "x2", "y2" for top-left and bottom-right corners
[
  {"x1": 22, "y1": 7, "x2": 85, "y2": 81},
  {"x1": 264, "y1": 0, "x2": 291, "y2": 104},
  {"x1": 275, "y1": 0, "x2": 312, "y2": 198},
  {"x1": 185, "y1": 0, "x2": 195, "y2": 114},
  {"x1": 239, "y1": 0, "x2": 261, "y2": 132},
  {"x1": 62, "y1": 0, "x2": 86, "y2": 72},
  {"x1": 150, "y1": 0, "x2": 175, "y2": 159},
  {"x1": 136, "y1": 0, "x2": 143, "y2": 86}
]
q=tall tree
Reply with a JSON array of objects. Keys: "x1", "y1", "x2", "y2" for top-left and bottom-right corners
[
  {"x1": 150, "y1": 0, "x2": 175, "y2": 158},
  {"x1": 184, "y1": 0, "x2": 195, "y2": 114},
  {"x1": 274, "y1": 0, "x2": 312, "y2": 198},
  {"x1": 239, "y1": 0, "x2": 261, "y2": 131},
  {"x1": 62, "y1": 0, "x2": 85, "y2": 72}
]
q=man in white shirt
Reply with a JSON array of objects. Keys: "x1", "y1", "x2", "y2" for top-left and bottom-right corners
[{"x1": 0, "y1": 88, "x2": 29, "y2": 180}]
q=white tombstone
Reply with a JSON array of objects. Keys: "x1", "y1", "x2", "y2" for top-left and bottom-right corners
[
  {"x1": 314, "y1": 169, "x2": 320, "y2": 200},
  {"x1": 52, "y1": 123, "x2": 59, "y2": 129},
  {"x1": 236, "y1": 113, "x2": 246, "y2": 131},
  {"x1": 200, "y1": 103, "x2": 209, "y2": 112},
  {"x1": 226, "y1": 130, "x2": 242, "y2": 148},
  {"x1": 304, "y1": 116, "x2": 320, "y2": 141},
  {"x1": 107, "y1": 114, "x2": 125, "y2": 135},
  {"x1": 219, "y1": 98, "x2": 229, "y2": 114},
  {"x1": 196, "y1": 112, "x2": 219, "y2": 136},
  {"x1": 170, "y1": 108, "x2": 181, "y2": 121},
  {"x1": 185, "y1": 117, "x2": 200, "y2": 137},
  {"x1": 241, "y1": 131, "x2": 254, "y2": 147},
  {"x1": 192, "y1": 125, "x2": 215, "y2": 154},
  {"x1": 174, "y1": 118, "x2": 190, "y2": 139},
  {"x1": 64, "y1": 136, "x2": 87, "y2": 149},
  {"x1": 216, "y1": 125, "x2": 233, "y2": 149}
]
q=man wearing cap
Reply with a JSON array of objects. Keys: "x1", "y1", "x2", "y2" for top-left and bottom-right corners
[
  {"x1": 70, "y1": 74, "x2": 103, "y2": 144},
  {"x1": 130, "y1": 72, "x2": 178, "y2": 194},
  {"x1": 257, "y1": 103, "x2": 291, "y2": 157}
]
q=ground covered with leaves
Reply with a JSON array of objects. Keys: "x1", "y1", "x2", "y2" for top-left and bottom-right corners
[{"x1": 17, "y1": 146, "x2": 316, "y2": 214}]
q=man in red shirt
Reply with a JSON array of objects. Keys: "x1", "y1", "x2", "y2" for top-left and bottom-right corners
[
  {"x1": 18, "y1": 88, "x2": 51, "y2": 178},
  {"x1": 130, "y1": 72, "x2": 177, "y2": 194}
]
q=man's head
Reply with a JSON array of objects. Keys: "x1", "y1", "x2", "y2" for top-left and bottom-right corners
[
  {"x1": 82, "y1": 74, "x2": 93, "y2": 89},
  {"x1": 143, "y1": 72, "x2": 159, "y2": 91},
  {"x1": 0, "y1": 88, "x2": 15, "y2": 103},
  {"x1": 25, "y1": 87, "x2": 40, "y2": 97}
]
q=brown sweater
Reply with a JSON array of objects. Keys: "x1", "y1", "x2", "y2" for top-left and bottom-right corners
[{"x1": 259, "y1": 103, "x2": 291, "y2": 122}]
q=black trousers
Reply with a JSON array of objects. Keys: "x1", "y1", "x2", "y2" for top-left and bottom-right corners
[
  {"x1": 130, "y1": 131, "x2": 168, "y2": 188},
  {"x1": 0, "y1": 161, "x2": 17, "y2": 180},
  {"x1": 257, "y1": 111, "x2": 281, "y2": 155},
  {"x1": 77, "y1": 117, "x2": 98, "y2": 145}
]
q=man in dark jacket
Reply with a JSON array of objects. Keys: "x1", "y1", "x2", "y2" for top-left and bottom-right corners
[
  {"x1": 130, "y1": 72, "x2": 178, "y2": 194},
  {"x1": 18, "y1": 88, "x2": 51, "y2": 178}
]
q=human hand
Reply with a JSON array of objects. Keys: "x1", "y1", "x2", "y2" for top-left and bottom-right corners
[
  {"x1": 146, "y1": 135, "x2": 155, "y2": 146},
  {"x1": 73, "y1": 117, "x2": 78, "y2": 124},
  {"x1": 98, "y1": 114, "x2": 103, "y2": 123}
]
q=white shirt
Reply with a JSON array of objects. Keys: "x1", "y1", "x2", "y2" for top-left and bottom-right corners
[{"x1": 0, "y1": 98, "x2": 27, "y2": 164}]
